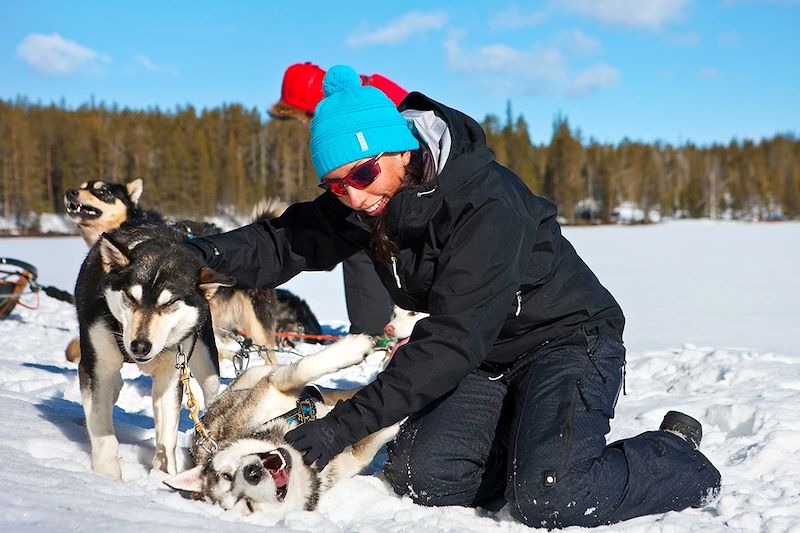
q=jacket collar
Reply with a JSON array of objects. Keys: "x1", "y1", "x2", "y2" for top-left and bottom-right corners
[
  {"x1": 384, "y1": 92, "x2": 496, "y2": 242},
  {"x1": 331, "y1": 92, "x2": 496, "y2": 244}
]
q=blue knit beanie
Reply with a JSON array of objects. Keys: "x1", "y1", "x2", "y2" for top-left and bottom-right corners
[{"x1": 310, "y1": 65, "x2": 419, "y2": 180}]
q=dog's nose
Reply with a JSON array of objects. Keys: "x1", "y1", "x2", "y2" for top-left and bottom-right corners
[
  {"x1": 243, "y1": 463, "x2": 263, "y2": 485},
  {"x1": 130, "y1": 339, "x2": 152, "y2": 357},
  {"x1": 383, "y1": 324, "x2": 395, "y2": 338},
  {"x1": 66, "y1": 189, "x2": 78, "y2": 200}
]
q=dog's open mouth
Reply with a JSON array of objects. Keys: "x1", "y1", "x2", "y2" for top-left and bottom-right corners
[
  {"x1": 389, "y1": 336, "x2": 410, "y2": 359},
  {"x1": 257, "y1": 448, "x2": 292, "y2": 501},
  {"x1": 65, "y1": 201, "x2": 102, "y2": 220}
]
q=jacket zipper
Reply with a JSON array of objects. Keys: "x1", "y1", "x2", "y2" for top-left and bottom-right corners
[
  {"x1": 515, "y1": 290, "x2": 522, "y2": 316},
  {"x1": 390, "y1": 256, "x2": 402, "y2": 289}
]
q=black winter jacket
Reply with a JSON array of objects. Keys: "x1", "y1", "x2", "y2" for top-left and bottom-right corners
[{"x1": 190, "y1": 92, "x2": 625, "y2": 446}]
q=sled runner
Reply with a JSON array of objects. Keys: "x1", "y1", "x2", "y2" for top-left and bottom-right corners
[{"x1": 0, "y1": 258, "x2": 40, "y2": 319}]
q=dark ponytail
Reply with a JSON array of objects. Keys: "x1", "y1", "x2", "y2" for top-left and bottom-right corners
[{"x1": 371, "y1": 147, "x2": 435, "y2": 263}]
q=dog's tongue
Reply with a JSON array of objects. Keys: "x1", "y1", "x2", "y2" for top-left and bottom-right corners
[
  {"x1": 389, "y1": 337, "x2": 410, "y2": 359},
  {"x1": 268, "y1": 467, "x2": 289, "y2": 489}
]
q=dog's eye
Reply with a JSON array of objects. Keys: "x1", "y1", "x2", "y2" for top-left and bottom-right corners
[
  {"x1": 161, "y1": 298, "x2": 178, "y2": 308},
  {"x1": 408, "y1": 311, "x2": 418, "y2": 316},
  {"x1": 93, "y1": 186, "x2": 115, "y2": 202},
  {"x1": 221, "y1": 473, "x2": 233, "y2": 482}
]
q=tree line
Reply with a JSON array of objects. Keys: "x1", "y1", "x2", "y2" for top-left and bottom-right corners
[{"x1": 1, "y1": 97, "x2": 797, "y2": 232}]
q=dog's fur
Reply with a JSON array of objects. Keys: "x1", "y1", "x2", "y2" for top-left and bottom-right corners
[
  {"x1": 64, "y1": 178, "x2": 322, "y2": 365},
  {"x1": 165, "y1": 334, "x2": 399, "y2": 513},
  {"x1": 379, "y1": 305, "x2": 428, "y2": 365},
  {"x1": 383, "y1": 305, "x2": 428, "y2": 341},
  {"x1": 76, "y1": 222, "x2": 237, "y2": 479},
  {"x1": 65, "y1": 178, "x2": 222, "y2": 247}
]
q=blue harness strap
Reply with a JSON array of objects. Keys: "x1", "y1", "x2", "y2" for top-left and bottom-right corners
[{"x1": 281, "y1": 386, "x2": 323, "y2": 428}]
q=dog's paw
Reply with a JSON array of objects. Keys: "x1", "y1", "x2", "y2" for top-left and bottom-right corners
[
  {"x1": 332, "y1": 334, "x2": 375, "y2": 365},
  {"x1": 343, "y1": 333, "x2": 376, "y2": 353},
  {"x1": 93, "y1": 458, "x2": 123, "y2": 481}
]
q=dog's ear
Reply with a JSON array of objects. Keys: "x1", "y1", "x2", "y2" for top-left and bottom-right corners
[
  {"x1": 163, "y1": 465, "x2": 204, "y2": 494},
  {"x1": 99, "y1": 232, "x2": 132, "y2": 273},
  {"x1": 126, "y1": 178, "x2": 144, "y2": 205},
  {"x1": 198, "y1": 267, "x2": 237, "y2": 300}
]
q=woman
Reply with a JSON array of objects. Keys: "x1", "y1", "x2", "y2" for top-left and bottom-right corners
[
  {"x1": 187, "y1": 65, "x2": 720, "y2": 528},
  {"x1": 269, "y1": 62, "x2": 411, "y2": 337}
]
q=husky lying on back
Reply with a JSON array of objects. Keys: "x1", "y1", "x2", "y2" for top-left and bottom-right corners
[
  {"x1": 64, "y1": 178, "x2": 322, "y2": 364},
  {"x1": 76, "y1": 221, "x2": 236, "y2": 479},
  {"x1": 165, "y1": 334, "x2": 399, "y2": 513}
]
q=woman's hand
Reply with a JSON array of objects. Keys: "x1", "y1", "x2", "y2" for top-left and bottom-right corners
[{"x1": 285, "y1": 417, "x2": 349, "y2": 470}]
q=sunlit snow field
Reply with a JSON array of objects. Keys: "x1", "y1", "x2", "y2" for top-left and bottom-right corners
[{"x1": 1, "y1": 219, "x2": 798, "y2": 532}]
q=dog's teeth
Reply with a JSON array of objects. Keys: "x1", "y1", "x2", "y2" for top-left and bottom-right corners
[{"x1": 264, "y1": 450, "x2": 287, "y2": 471}]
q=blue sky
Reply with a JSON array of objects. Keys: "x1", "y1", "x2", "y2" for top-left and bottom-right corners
[{"x1": 1, "y1": 0, "x2": 798, "y2": 145}]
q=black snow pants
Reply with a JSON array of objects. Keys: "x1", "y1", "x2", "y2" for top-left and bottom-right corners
[{"x1": 383, "y1": 328, "x2": 721, "y2": 528}]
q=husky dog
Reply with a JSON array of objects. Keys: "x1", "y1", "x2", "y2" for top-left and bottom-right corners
[
  {"x1": 64, "y1": 178, "x2": 321, "y2": 365},
  {"x1": 76, "y1": 222, "x2": 236, "y2": 479},
  {"x1": 65, "y1": 178, "x2": 221, "y2": 247},
  {"x1": 165, "y1": 334, "x2": 399, "y2": 513},
  {"x1": 383, "y1": 305, "x2": 428, "y2": 341},
  {"x1": 380, "y1": 306, "x2": 428, "y2": 365}
]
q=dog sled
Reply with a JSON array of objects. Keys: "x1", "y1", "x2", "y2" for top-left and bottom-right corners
[{"x1": 0, "y1": 258, "x2": 40, "y2": 319}]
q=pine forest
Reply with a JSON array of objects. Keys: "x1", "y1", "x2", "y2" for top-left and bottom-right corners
[{"x1": 1, "y1": 98, "x2": 797, "y2": 233}]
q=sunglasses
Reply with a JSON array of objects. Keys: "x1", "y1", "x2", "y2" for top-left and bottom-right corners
[{"x1": 319, "y1": 152, "x2": 384, "y2": 197}]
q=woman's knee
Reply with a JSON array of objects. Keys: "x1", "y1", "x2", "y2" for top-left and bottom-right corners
[
  {"x1": 384, "y1": 432, "x2": 488, "y2": 506},
  {"x1": 506, "y1": 454, "x2": 625, "y2": 529},
  {"x1": 508, "y1": 480, "x2": 605, "y2": 529}
]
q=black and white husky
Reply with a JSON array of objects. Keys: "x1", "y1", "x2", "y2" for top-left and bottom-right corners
[
  {"x1": 65, "y1": 178, "x2": 222, "y2": 248},
  {"x1": 64, "y1": 178, "x2": 322, "y2": 365},
  {"x1": 76, "y1": 221, "x2": 236, "y2": 479},
  {"x1": 164, "y1": 334, "x2": 399, "y2": 513}
]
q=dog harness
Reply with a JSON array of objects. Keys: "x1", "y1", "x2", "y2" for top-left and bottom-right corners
[
  {"x1": 279, "y1": 386, "x2": 323, "y2": 428},
  {"x1": 173, "y1": 331, "x2": 220, "y2": 454}
]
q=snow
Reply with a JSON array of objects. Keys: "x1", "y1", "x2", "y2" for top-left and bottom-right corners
[{"x1": 1, "y1": 219, "x2": 799, "y2": 532}]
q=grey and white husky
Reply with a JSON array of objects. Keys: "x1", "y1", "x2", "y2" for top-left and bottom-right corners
[
  {"x1": 75, "y1": 221, "x2": 236, "y2": 480},
  {"x1": 164, "y1": 334, "x2": 399, "y2": 513}
]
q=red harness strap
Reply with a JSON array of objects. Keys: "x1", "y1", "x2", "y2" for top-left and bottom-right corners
[{"x1": 274, "y1": 332, "x2": 343, "y2": 342}]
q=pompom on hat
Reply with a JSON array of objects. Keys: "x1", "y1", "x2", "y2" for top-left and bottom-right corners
[{"x1": 310, "y1": 65, "x2": 419, "y2": 180}]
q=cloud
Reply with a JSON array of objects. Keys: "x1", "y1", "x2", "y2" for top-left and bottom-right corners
[
  {"x1": 490, "y1": 7, "x2": 547, "y2": 30},
  {"x1": 134, "y1": 54, "x2": 179, "y2": 75},
  {"x1": 346, "y1": 11, "x2": 447, "y2": 47},
  {"x1": 722, "y1": 0, "x2": 800, "y2": 5},
  {"x1": 16, "y1": 33, "x2": 110, "y2": 76},
  {"x1": 445, "y1": 33, "x2": 618, "y2": 97},
  {"x1": 697, "y1": 67, "x2": 723, "y2": 81},
  {"x1": 662, "y1": 31, "x2": 700, "y2": 47},
  {"x1": 556, "y1": 0, "x2": 690, "y2": 29},
  {"x1": 445, "y1": 33, "x2": 567, "y2": 95},
  {"x1": 717, "y1": 32, "x2": 740, "y2": 49},
  {"x1": 658, "y1": 67, "x2": 677, "y2": 80},
  {"x1": 568, "y1": 63, "x2": 620, "y2": 96},
  {"x1": 557, "y1": 29, "x2": 604, "y2": 55}
]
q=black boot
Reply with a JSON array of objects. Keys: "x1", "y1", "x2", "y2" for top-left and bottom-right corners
[{"x1": 660, "y1": 411, "x2": 703, "y2": 449}]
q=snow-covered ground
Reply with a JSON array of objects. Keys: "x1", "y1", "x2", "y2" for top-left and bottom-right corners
[{"x1": 1, "y1": 220, "x2": 798, "y2": 532}]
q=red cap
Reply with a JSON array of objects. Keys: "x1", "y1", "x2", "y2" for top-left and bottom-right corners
[
  {"x1": 280, "y1": 63, "x2": 326, "y2": 115},
  {"x1": 279, "y1": 63, "x2": 410, "y2": 115},
  {"x1": 362, "y1": 73, "x2": 409, "y2": 107}
]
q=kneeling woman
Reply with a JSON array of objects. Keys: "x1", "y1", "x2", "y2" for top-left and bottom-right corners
[{"x1": 187, "y1": 65, "x2": 720, "y2": 528}]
